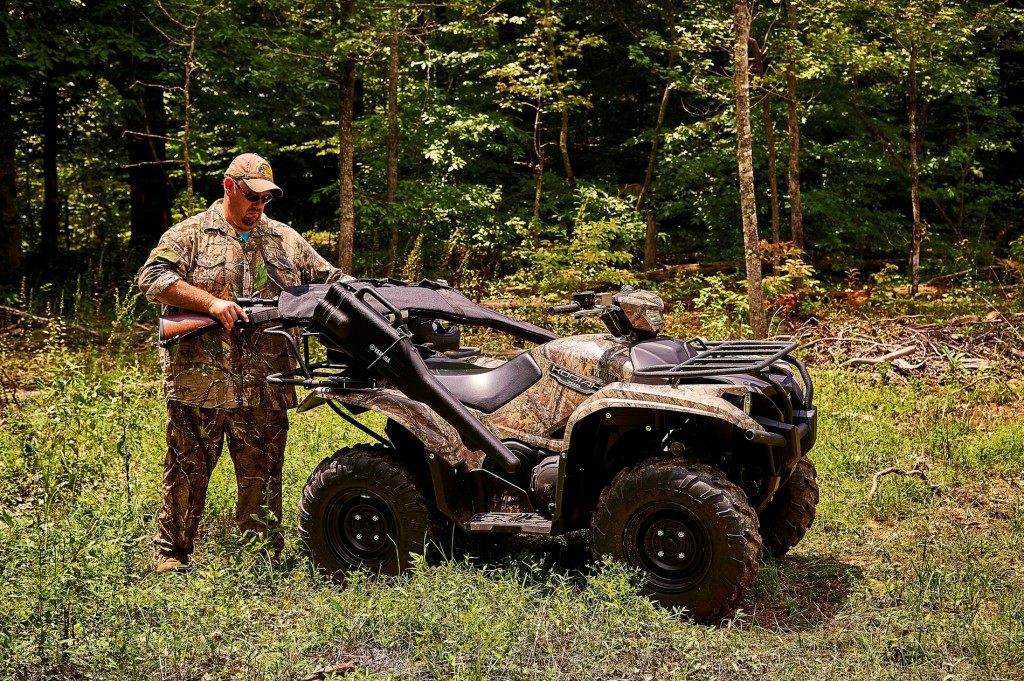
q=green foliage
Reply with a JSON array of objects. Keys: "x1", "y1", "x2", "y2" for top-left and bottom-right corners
[
  {"x1": 687, "y1": 273, "x2": 751, "y2": 339},
  {"x1": 2, "y1": 0, "x2": 1023, "y2": 292},
  {"x1": 505, "y1": 185, "x2": 644, "y2": 292}
]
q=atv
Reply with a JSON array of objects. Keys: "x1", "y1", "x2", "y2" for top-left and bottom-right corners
[{"x1": 165, "y1": 278, "x2": 819, "y2": 620}]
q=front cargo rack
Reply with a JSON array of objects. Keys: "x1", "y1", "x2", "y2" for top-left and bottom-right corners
[
  {"x1": 633, "y1": 338, "x2": 813, "y2": 406},
  {"x1": 263, "y1": 328, "x2": 382, "y2": 391}
]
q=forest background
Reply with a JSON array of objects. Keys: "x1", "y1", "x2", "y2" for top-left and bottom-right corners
[
  {"x1": 3, "y1": 1, "x2": 1024, "y2": 679},
  {"x1": 2, "y1": 0, "x2": 1023, "y2": 306}
]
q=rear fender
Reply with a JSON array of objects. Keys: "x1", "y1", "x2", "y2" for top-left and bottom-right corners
[
  {"x1": 297, "y1": 387, "x2": 482, "y2": 469},
  {"x1": 298, "y1": 387, "x2": 534, "y2": 525}
]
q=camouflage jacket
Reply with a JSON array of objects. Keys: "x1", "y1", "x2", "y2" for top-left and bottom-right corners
[{"x1": 138, "y1": 201, "x2": 346, "y2": 409}]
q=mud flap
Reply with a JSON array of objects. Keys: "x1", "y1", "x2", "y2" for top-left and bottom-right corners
[{"x1": 312, "y1": 284, "x2": 521, "y2": 473}]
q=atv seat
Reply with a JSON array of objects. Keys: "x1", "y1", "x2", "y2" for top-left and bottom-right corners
[
  {"x1": 426, "y1": 352, "x2": 543, "y2": 414},
  {"x1": 630, "y1": 337, "x2": 697, "y2": 374}
]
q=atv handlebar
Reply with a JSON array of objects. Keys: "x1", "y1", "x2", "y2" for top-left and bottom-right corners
[
  {"x1": 548, "y1": 303, "x2": 581, "y2": 315},
  {"x1": 549, "y1": 290, "x2": 602, "y2": 317}
]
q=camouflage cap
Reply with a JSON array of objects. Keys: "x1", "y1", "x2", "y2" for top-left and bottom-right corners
[{"x1": 225, "y1": 153, "x2": 283, "y2": 197}]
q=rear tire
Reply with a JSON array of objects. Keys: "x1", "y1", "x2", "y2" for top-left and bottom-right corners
[
  {"x1": 759, "y1": 457, "x2": 819, "y2": 557},
  {"x1": 298, "y1": 445, "x2": 433, "y2": 578},
  {"x1": 590, "y1": 460, "x2": 761, "y2": 621}
]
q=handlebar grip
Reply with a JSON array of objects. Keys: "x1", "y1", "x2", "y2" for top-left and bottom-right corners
[{"x1": 548, "y1": 303, "x2": 581, "y2": 315}]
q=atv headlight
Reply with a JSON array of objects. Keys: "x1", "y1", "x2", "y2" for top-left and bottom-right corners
[
  {"x1": 615, "y1": 289, "x2": 666, "y2": 334},
  {"x1": 644, "y1": 309, "x2": 665, "y2": 331}
]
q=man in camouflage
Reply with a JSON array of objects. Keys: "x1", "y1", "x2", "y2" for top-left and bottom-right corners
[{"x1": 138, "y1": 153, "x2": 347, "y2": 573}]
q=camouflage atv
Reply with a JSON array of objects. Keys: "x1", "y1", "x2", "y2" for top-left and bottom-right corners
[{"x1": 248, "y1": 279, "x2": 818, "y2": 620}]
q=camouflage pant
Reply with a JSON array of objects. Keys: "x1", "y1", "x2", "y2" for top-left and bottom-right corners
[{"x1": 154, "y1": 400, "x2": 289, "y2": 556}]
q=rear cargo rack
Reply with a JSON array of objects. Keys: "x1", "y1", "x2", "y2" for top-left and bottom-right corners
[{"x1": 633, "y1": 338, "x2": 813, "y2": 405}]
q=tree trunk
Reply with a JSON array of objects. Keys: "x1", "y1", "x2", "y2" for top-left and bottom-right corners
[
  {"x1": 532, "y1": 152, "x2": 544, "y2": 249},
  {"x1": 0, "y1": 104, "x2": 21, "y2": 287},
  {"x1": 385, "y1": 19, "x2": 400, "y2": 277},
  {"x1": 531, "y1": 97, "x2": 545, "y2": 249},
  {"x1": 786, "y1": 0, "x2": 804, "y2": 250},
  {"x1": 337, "y1": 58, "x2": 357, "y2": 273},
  {"x1": 637, "y1": 1, "x2": 676, "y2": 269},
  {"x1": 644, "y1": 212, "x2": 657, "y2": 270},
  {"x1": 733, "y1": 0, "x2": 767, "y2": 338},
  {"x1": 124, "y1": 85, "x2": 172, "y2": 261},
  {"x1": 908, "y1": 40, "x2": 922, "y2": 296},
  {"x1": 558, "y1": 107, "x2": 574, "y2": 190},
  {"x1": 544, "y1": 0, "x2": 575, "y2": 190},
  {"x1": 181, "y1": 11, "x2": 201, "y2": 214},
  {"x1": 0, "y1": 0, "x2": 23, "y2": 287},
  {"x1": 751, "y1": 39, "x2": 780, "y2": 249},
  {"x1": 41, "y1": 83, "x2": 61, "y2": 273}
]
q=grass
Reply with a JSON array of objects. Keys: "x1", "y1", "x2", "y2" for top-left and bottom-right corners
[{"x1": 1, "y1": 315, "x2": 1023, "y2": 680}]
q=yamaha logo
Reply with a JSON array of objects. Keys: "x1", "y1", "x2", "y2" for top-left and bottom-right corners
[
  {"x1": 550, "y1": 364, "x2": 602, "y2": 395},
  {"x1": 368, "y1": 343, "x2": 391, "y2": 364}
]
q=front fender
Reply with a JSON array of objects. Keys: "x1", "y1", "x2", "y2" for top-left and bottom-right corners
[
  {"x1": 297, "y1": 387, "x2": 481, "y2": 468},
  {"x1": 562, "y1": 382, "x2": 763, "y2": 450}
]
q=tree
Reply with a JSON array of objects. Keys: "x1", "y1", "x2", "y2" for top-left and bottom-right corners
[
  {"x1": 384, "y1": 3, "x2": 401, "y2": 277},
  {"x1": 338, "y1": 12, "x2": 357, "y2": 274},
  {"x1": 785, "y1": 0, "x2": 804, "y2": 249},
  {"x1": 836, "y1": 0, "x2": 1012, "y2": 291},
  {"x1": 635, "y1": 0, "x2": 679, "y2": 270},
  {"x1": 733, "y1": 0, "x2": 767, "y2": 337},
  {"x1": 750, "y1": 33, "x2": 781, "y2": 249},
  {"x1": 148, "y1": 0, "x2": 226, "y2": 214},
  {"x1": 0, "y1": 0, "x2": 23, "y2": 286},
  {"x1": 487, "y1": 0, "x2": 602, "y2": 244}
]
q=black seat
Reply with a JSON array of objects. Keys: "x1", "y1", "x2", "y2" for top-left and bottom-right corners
[
  {"x1": 630, "y1": 337, "x2": 699, "y2": 384},
  {"x1": 630, "y1": 337, "x2": 697, "y2": 372},
  {"x1": 426, "y1": 352, "x2": 543, "y2": 414}
]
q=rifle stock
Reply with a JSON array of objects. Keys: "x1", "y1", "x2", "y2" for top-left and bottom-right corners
[{"x1": 158, "y1": 313, "x2": 222, "y2": 347}]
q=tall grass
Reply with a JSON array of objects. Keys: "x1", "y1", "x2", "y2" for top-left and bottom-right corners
[{"x1": 1, "y1": 329, "x2": 1022, "y2": 679}]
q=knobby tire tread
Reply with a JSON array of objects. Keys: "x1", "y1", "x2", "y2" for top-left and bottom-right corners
[
  {"x1": 298, "y1": 445, "x2": 436, "y2": 578},
  {"x1": 759, "y1": 457, "x2": 819, "y2": 557},
  {"x1": 591, "y1": 459, "x2": 761, "y2": 621}
]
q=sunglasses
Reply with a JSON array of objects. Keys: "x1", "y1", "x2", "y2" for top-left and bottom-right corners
[{"x1": 231, "y1": 178, "x2": 274, "y2": 205}]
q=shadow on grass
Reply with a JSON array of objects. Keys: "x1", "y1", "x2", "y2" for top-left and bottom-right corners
[
  {"x1": 746, "y1": 552, "x2": 863, "y2": 632},
  {"x1": 434, "y1": 528, "x2": 593, "y2": 586},
  {"x1": 432, "y1": 531, "x2": 863, "y2": 631},
  {"x1": 441, "y1": 527, "x2": 592, "y2": 568}
]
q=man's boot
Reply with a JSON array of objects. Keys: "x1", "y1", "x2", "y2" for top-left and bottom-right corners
[{"x1": 155, "y1": 551, "x2": 191, "y2": 573}]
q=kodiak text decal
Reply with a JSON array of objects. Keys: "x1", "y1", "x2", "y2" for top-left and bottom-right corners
[{"x1": 550, "y1": 364, "x2": 603, "y2": 395}]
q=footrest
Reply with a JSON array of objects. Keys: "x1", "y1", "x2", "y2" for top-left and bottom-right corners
[{"x1": 466, "y1": 512, "x2": 552, "y2": 535}]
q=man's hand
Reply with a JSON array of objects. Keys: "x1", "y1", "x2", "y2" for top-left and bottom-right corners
[
  {"x1": 156, "y1": 280, "x2": 249, "y2": 331},
  {"x1": 208, "y1": 298, "x2": 249, "y2": 331}
]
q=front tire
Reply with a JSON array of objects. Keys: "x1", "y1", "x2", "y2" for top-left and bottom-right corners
[
  {"x1": 298, "y1": 445, "x2": 433, "y2": 578},
  {"x1": 759, "y1": 456, "x2": 819, "y2": 557},
  {"x1": 590, "y1": 460, "x2": 761, "y2": 621}
]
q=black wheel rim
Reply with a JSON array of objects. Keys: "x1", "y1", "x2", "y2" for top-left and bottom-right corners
[
  {"x1": 624, "y1": 501, "x2": 713, "y2": 594},
  {"x1": 323, "y1": 489, "x2": 398, "y2": 569}
]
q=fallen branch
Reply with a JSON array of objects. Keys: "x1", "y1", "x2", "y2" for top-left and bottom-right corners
[
  {"x1": 0, "y1": 304, "x2": 107, "y2": 342},
  {"x1": 842, "y1": 345, "x2": 917, "y2": 368},
  {"x1": 0, "y1": 304, "x2": 149, "y2": 345},
  {"x1": 869, "y1": 466, "x2": 927, "y2": 497},
  {"x1": 924, "y1": 264, "x2": 1003, "y2": 286},
  {"x1": 638, "y1": 261, "x2": 742, "y2": 282},
  {"x1": 892, "y1": 357, "x2": 928, "y2": 371},
  {"x1": 951, "y1": 375, "x2": 1002, "y2": 395}
]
